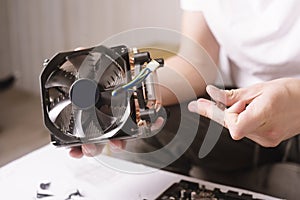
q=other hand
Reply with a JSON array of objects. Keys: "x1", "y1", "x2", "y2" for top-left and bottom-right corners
[{"x1": 188, "y1": 78, "x2": 300, "y2": 147}]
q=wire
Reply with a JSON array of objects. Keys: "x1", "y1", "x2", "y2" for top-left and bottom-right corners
[{"x1": 112, "y1": 60, "x2": 160, "y2": 96}]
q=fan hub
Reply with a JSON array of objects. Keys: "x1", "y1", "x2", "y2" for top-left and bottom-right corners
[{"x1": 70, "y1": 78, "x2": 99, "y2": 110}]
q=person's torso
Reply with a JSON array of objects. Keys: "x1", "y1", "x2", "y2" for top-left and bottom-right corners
[{"x1": 181, "y1": 0, "x2": 300, "y2": 87}]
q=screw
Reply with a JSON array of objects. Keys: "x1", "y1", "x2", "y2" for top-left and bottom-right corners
[{"x1": 43, "y1": 59, "x2": 49, "y2": 67}]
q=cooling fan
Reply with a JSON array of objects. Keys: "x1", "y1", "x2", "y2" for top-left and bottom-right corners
[{"x1": 40, "y1": 45, "x2": 165, "y2": 147}]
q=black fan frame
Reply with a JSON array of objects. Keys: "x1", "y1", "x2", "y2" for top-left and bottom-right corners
[{"x1": 40, "y1": 45, "x2": 138, "y2": 147}]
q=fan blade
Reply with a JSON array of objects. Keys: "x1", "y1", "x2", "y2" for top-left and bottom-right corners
[
  {"x1": 67, "y1": 54, "x2": 88, "y2": 70},
  {"x1": 45, "y1": 70, "x2": 75, "y2": 89},
  {"x1": 96, "y1": 108, "x2": 118, "y2": 132},
  {"x1": 97, "y1": 64, "x2": 124, "y2": 90},
  {"x1": 96, "y1": 89, "x2": 128, "y2": 108},
  {"x1": 73, "y1": 110, "x2": 85, "y2": 138},
  {"x1": 49, "y1": 99, "x2": 71, "y2": 122},
  {"x1": 96, "y1": 90, "x2": 113, "y2": 107}
]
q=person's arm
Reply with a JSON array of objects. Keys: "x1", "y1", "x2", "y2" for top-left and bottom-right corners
[
  {"x1": 158, "y1": 11, "x2": 220, "y2": 105},
  {"x1": 189, "y1": 78, "x2": 300, "y2": 147}
]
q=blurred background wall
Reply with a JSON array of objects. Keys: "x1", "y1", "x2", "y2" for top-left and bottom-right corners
[{"x1": 0, "y1": 0, "x2": 182, "y2": 95}]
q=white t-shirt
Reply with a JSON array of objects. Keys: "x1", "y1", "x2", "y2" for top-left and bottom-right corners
[{"x1": 181, "y1": 0, "x2": 300, "y2": 87}]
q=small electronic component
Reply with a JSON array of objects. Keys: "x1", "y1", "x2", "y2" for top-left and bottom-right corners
[
  {"x1": 156, "y1": 180, "x2": 263, "y2": 200},
  {"x1": 40, "y1": 45, "x2": 166, "y2": 147}
]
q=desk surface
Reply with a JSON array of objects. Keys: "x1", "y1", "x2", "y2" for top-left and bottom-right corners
[{"x1": 0, "y1": 145, "x2": 280, "y2": 200}]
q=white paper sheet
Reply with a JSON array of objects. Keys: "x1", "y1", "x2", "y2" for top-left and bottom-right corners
[{"x1": 0, "y1": 145, "x2": 281, "y2": 200}]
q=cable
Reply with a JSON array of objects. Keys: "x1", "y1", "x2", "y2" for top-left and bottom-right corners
[{"x1": 112, "y1": 60, "x2": 160, "y2": 96}]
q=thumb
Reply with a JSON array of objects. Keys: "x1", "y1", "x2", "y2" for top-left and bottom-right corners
[{"x1": 206, "y1": 85, "x2": 244, "y2": 106}]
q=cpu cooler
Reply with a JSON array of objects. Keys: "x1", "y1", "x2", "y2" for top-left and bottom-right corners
[{"x1": 40, "y1": 45, "x2": 165, "y2": 147}]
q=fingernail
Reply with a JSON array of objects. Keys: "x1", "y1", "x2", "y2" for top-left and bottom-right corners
[
  {"x1": 110, "y1": 143, "x2": 118, "y2": 149},
  {"x1": 206, "y1": 85, "x2": 221, "y2": 94},
  {"x1": 206, "y1": 85, "x2": 227, "y2": 103},
  {"x1": 109, "y1": 143, "x2": 122, "y2": 152},
  {"x1": 188, "y1": 101, "x2": 198, "y2": 113},
  {"x1": 82, "y1": 144, "x2": 97, "y2": 155}
]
